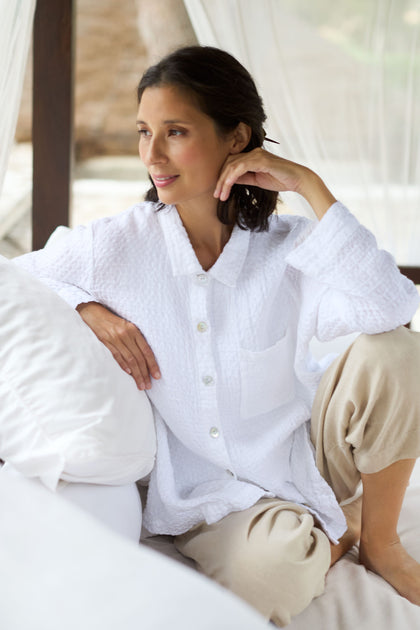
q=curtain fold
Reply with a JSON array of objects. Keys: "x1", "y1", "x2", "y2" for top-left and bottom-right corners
[
  {"x1": 0, "y1": 0, "x2": 36, "y2": 199},
  {"x1": 184, "y1": 0, "x2": 420, "y2": 265}
]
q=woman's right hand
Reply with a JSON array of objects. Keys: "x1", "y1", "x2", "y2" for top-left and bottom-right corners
[{"x1": 76, "y1": 301, "x2": 160, "y2": 390}]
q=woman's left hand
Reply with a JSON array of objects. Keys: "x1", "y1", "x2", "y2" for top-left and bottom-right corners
[
  {"x1": 214, "y1": 148, "x2": 305, "y2": 199},
  {"x1": 214, "y1": 148, "x2": 336, "y2": 220}
]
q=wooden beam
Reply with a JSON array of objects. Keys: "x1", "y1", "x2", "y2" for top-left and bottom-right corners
[
  {"x1": 399, "y1": 267, "x2": 420, "y2": 286},
  {"x1": 32, "y1": 0, "x2": 74, "y2": 250}
]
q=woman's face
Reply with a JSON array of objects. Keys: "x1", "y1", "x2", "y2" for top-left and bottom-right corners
[{"x1": 136, "y1": 85, "x2": 234, "y2": 212}]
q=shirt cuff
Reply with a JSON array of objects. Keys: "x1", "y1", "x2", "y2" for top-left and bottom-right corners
[{"x1": 57, "y1": 286, "x2": 96, "y2": 310}]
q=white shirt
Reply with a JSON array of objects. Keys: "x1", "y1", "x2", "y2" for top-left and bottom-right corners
[{"x1": 15, "y1": 201, "x2": 419, "y2": 543}]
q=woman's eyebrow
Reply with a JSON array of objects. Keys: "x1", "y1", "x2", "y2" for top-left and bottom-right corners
[{"x1": 136, "y1": 119, "x2": 191, "y2": 125}]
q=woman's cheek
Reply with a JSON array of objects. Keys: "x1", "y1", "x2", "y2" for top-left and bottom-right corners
[{"x1": 174, "y1": 145, "x2": 204, "y2": 165}]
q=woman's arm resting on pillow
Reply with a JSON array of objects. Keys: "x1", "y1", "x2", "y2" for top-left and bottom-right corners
[
  {"x1": 76, "y1": 301, "x2": 160, "y2": 391},
  {"x1": 13, "y1": 224, "x2": 96, "y2": 310}
]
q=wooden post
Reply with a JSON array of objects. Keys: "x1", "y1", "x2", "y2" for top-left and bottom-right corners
[
  {"x1": 399, "y1": 267, "x2": 420, "y2": 286},
  {"x1": 32, "y1": 0, "x2": 74, "y2": 250}
]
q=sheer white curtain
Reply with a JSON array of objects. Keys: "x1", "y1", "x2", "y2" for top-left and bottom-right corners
[
  {"x1": 0, "y1": 0, "x2": 36, "y2": 198},
  {"x1": 184, "y1": 0, "x2": 420, "y2": 266}
]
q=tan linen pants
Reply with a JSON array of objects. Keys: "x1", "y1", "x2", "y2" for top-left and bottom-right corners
[{"x1": 175, "y1": 327, "x2": 420, "y2": 626}]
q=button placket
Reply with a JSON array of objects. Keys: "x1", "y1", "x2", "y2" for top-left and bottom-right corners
[
  {"x1": 189, "y1": 277, "x2": 215, "y2": 396},
  {"x1": 188, "y1": 275, "x2": 231, "y2": 468}
]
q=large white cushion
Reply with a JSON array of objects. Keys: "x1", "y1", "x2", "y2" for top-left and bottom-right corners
[
  {"x1": 0, "y1": 254, "x2": 156, "y2": 490},
  {"x1": 0, "y1": 471, "x2": 268, "y2": 630}
]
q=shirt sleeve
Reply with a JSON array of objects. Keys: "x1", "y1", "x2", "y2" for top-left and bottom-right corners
[
  {"x1": 13, "y1": 223, "x2": 96, "y2": 310},
  {"x1": 285, "y1": 201, "x2": 420, "y2": 341}
]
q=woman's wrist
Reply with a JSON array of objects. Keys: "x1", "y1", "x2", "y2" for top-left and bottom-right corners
[
  {"x1": 295, "y1": 168, "x2": 337, "y2": 221},
  {"x1": 76, "y1": 301, "x2": 99, "y2": 313}
]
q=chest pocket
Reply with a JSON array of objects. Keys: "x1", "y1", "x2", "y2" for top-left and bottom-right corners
[{"x1": 239, "y1": 328, "x2": 296, "y2": 419}]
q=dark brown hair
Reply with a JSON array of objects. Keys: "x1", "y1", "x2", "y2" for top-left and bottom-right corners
[{"x1": 137, "y1": 46, "x2": 278, "y2": 231}]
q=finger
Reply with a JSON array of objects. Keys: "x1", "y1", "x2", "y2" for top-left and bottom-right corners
[
  {"x1": 78, "y1": 304, "x2": 156, "y2": 390},
  {"x1": 215, "y1": 150, "x2": 269, "y2": 200},
  {"x1": 88, "y1": 328, "x2": 138, "y2": 382},
  {"x1": 213, "y1": 154, "x2": 243, "y2": 199},
  {"x1": 124, "y1": 351, "x2": 150, "y2": 390},
  {"x1": 117, "y1": 335, "x2": 151, "y2": 390},
  {"x1": 217, "y1": 160, "x2": 256, "y2": 201},
  {"x1": 232, "y1": 172, "x2": 258, "y2": 187},
  {"x1": 105, "y1": 341, "x2": 146, "y2": 388},
  {"x1": 116, "y1": 325, "x2": 159, "y2": 389},
  {"x1": 101, "y1": 327, "x2": 149, "y2": 390},
  {"x1": 214, "y1": 163, "x2": 242, "y2": 200},
  {"x1": 135, "y1": 335, "x2": 161, "y2": 381}
]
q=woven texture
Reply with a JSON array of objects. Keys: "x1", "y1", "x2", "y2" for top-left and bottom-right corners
[{"x1": 15, "y1": 201, "x2": 419, "y2": 539}]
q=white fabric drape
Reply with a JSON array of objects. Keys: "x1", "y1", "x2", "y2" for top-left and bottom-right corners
[
  {"x1": 184, "y1": 0, "x2": 420, "y2": 265},
  {"x1": 0, "y1": 0, "x2": 36, "y2": 199}
]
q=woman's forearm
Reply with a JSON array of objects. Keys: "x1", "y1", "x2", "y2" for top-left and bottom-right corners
[{"x1": 296, "y1": 168, "x2": 337, "y2": 221}]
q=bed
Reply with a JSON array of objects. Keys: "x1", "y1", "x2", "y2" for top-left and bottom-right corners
[
  {"x1": 1, "y1": 463, "x2": 419, "y2": 629},
  {"x1": 1, "y1": 253, "x2": 420, "y2": 629}
]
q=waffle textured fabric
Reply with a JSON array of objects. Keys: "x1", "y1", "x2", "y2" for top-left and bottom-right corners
[{"x1": 14, "y1": 201, "x2": 419, "y2": 540}]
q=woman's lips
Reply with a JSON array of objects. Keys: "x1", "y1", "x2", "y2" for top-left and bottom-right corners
[{"x1": 152, "y1": 175, "x2": 179, "y2": 188}]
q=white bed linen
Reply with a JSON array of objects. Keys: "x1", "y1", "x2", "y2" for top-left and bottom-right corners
[
  {"x1": 1, "y1": 462, "x2": 419, "y2": 629},
  {"x1": 0, "y1": 468, "x2": 268, "y2": 630},
  {"x1": 57, "y1": 479, "x2": 143, "y2": 542}
]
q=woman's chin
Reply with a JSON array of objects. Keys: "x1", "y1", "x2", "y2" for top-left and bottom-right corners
[{"x1": 157, "y1": 191, "x2": 177, "y2": 205}]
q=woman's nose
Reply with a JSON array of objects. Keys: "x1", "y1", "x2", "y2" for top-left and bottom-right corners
[{"x1": 146, "y1": 137, "x2": 167, "y2": 165}]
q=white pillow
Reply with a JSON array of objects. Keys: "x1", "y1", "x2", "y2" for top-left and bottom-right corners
[{"x1": 0, "y1": 254, "x2": 156, "y2": 490}]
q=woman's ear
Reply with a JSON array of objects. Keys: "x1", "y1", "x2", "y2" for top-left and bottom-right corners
[{"x1": 230, "y1": 122, "x2": 252, "y2": 154}]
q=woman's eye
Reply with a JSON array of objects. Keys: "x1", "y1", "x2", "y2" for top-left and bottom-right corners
[{"x1": 136, "y1": 128, "x2": 184, "y2": 137}]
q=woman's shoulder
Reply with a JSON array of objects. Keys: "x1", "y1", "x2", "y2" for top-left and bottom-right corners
[
  {"x1": 93, "y1": 200, "x2": 160, "y2": 228},
  {"x1": 246, "y1": 213, "x2": 313, "y2": 269},
  {"x1": 89, "y1": 201, "x2": 162, "y2": 240},
  {"x1": 265, "y1": 211, "x2": 313, "y2": 243}
]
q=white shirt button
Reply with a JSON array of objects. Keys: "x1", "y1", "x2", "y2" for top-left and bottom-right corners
[
  {"x1": 196, "y1": 273, "x2": 208, "y2": 285},
  {"x1": 209, "y1": 426, "x2": 220, "y2": 439},
  {"x1": 197, "y1": 321, "x2": 208, "y2": 333},
  {"x1": 202, "y1": 375, "x2": 214, "y2": 386}
]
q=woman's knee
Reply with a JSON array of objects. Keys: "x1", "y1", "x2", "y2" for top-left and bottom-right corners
[
  {"x1": 354, "y1": 326, "x2": 417, "y2": 358},
  {"x1": 351, "y1": 326, "x2": 420, "y2": 378},
  {"x1": 219, "y1": 507, "x2": 331, "y2": 624},
  {"x1": 177, "y1": 502, "x2": 331, "y2": 623}
]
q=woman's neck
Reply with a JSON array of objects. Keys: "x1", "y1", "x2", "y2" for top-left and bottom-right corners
[{"x1": 175, "y1": 200, "x2": 234, "y2": 271}]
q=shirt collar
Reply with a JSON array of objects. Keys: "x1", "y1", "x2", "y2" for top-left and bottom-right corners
[{"x1": 158, "y1": 205, "x2": 250, "y2": 287}]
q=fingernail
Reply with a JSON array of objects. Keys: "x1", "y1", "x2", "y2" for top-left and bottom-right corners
[
  {"x1": 154, "y1": 371, "x2": 161, "y2": 379},
  {"x1": 125, "y1": 368, "x2": 132, "y2": 375},
  {"x1": 139, "y1": 382, "x2": 145, "y2": 390}
]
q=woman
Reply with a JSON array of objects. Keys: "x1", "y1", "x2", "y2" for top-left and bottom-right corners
[{"x1": 15, "y1": 46, "x2": 420, "y2": 625}]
